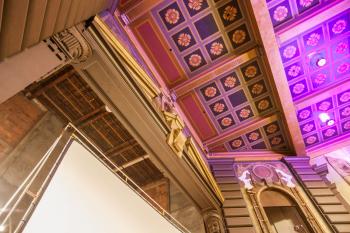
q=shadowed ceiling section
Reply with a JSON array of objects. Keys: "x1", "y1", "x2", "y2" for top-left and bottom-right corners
[{"x1": 25, "y1": 66, "x2": 163, "y2": 186}]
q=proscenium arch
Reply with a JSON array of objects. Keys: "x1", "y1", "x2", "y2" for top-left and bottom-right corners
[{"x1": 255, "y1": 185, "x2": 316, "y2": 233}]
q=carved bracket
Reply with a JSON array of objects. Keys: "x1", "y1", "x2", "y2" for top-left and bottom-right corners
[
  {"x1": 51, "y1": 26, "x2": 92, "y2": 64},
  {"x1": 163, "y1": 111, "x2": 187, "y2": 158},
  {"x1": 203, "y1": 209, "x2": 225, "y2": 233}
]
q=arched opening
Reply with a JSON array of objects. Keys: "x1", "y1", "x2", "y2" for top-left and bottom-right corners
[{"x1": 260, "y1": 189, "x2": 314, "y2": 233}]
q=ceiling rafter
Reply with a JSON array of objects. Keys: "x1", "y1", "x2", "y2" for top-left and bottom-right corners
[
  {"x1": 173, "y1": 48, "x2": 258, "y2": 97},
  {"x1": 249, "y1": 0, "x2": 306, "y2": 155},
  {"x1": 25, "y1": 65, "x2": 164, "y2": 186},
  {"x1": 105, "y1": 139, "x2": 138, "y2": 157}
]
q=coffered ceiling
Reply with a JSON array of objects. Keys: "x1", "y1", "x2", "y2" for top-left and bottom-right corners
[
  {"x1": 265, "y1": 0, "x2": 350, "y2": 152},
  {"x1": 114, "y1": 0, "x2": 293, "y2": 155},
  {"x1": 113, "y1": 0, "x2": 349, "y2": 156}
]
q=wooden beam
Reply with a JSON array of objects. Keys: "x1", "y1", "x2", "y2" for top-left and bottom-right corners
[
  {"x1": 75, "y1": 106, "x2": 107, "y2": 127},
  {"x1": 28, "y1": 66, "x2": 75, "y2": 97},
  {"x1": 105, "y1": 139, "x2": 138, "y2": 156},
  {"x1": 248, "y1": 0, "x2": 306, "y2": 156},
  {"x1": 116, "y1": 154, "x2": 150, "y2": 170},
  {"x1": 277, "y1": 0, "x2": 348, "y2": 44},
  {"x1": 208, "y1": 151, "x2": 287, "y2": 161},
  {"x1": 173, "y1": 48, "x2": 258, "y2": 98},
  {"x1": 204, "y1": 113, "x2": 279, "y2": 147}
]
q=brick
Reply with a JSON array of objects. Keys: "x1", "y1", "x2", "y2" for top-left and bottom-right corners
[
  {"x1": 299, "y1": 174, "x2": 323, "y2": 181},
  {"x1": 304, "y1": 181, "x2": 328, "y2": 188},
  {"x1": 224, "y1": 207, "x2": 250, "y2": 217},
  {"x1": 211, "y1": 164, "x2": 234, "y2": 171},
  {"x1": 315, "y1": 196, "x2": 340, "y2": 205},
  {"x1": 222, "y1": 191, "x2": 243, "y2": 199},
  {"x1": 213, "y1": 170, "x2": 234, "y2": 177},
  {"x1": 328, "y1": 214, "x2": 350, "y2": 224},
  {"x1": 226, "y1": 217, "x2": 253, "y2": 227},
  {"x1": 216, "y1": 177, "x2": 238, "y2": 184},
  {"x1": 219, "y1": 183, "x2": 240, "y2": 191},
  {"x1": 224, "y1": 198, "x2": 247, "y2": 208},
  {"x1": 320, "y1": 205, "x2": 348, "y2": 214},
  {"x1": 334, "y1": 224, "x2": 350, "y2": 233},
  {"x1": 227, "y1": 227, "x2": 255, "y2": 233},
  {"x1": 309, "y1": 188, "x2": 334, "y2": 196}
]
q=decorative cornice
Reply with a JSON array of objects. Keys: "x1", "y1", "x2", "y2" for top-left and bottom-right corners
[{"x1": 93, "y1": 16, "x2": 161, "y2": 99}]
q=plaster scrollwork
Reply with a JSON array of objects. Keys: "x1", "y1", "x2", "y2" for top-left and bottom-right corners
[
  {"x1": 163, "y1": 111, "x2": 187, "y2": 158},
  {"x1": 51, "y1": 26, "x2": 92, "y2": 64},
  {"x1": 275, "y1": 169, "x2": 296, "y2": 188},
  {"x1": 238, "y1": 170, "x2": 254, "y2": 190}
]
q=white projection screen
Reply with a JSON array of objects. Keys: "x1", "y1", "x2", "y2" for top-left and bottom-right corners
[{"x1": 23, "y1": 140, "x2": 183, "y2": 233}]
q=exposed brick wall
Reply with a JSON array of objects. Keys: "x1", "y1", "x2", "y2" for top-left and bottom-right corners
[{"x1": 0, "y1": 93, "x2": 44, "y2": 162}]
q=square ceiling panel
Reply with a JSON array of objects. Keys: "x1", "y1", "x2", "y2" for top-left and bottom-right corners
[
  {"x1": 279, "y1": 10, "x2": 350, "y2": 101},
  {"x1": 151, "y1": 0, "x2": 256, "y2": 78},
  {"x1": 296, "y1": 87, "x2": 350, "y2": 149},
  {"x1": 171, "y1": 27, "x2": 197, "y2": 52},
  {"x1": 183, "y1": 0, "x2": 209, "y2": 16},
  {"x1": 266, "y1": 0, "x2": 331, "y2": 30},
  {"x1": 209, "y1": 119, "x2": 291, "y2": 152},
  {"x1": 159, "y1": 2, "x2": 186, "y2": 30},
  {"x1": 194, "y1": 58, "x2": 278, "y2": 137},
  {"x1": 218, "y1": 1, "x2": 243, "y2": 27},
  {"x1": 194, "y1": 14, "x2": 219, "y2": 40},
  {"x1": 204, "y1": 37, "x2": 229, "y2": 60}
]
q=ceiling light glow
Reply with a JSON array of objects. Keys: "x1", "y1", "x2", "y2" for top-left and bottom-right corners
[
  {"x1": 0, "y1": 225, "x2": 6, "y2": 232},
  {"x1": 319, "y1": 112, "x2": 330, "y2": 123},
  {"x1": 317, "y1": 58, "x2": 327, "y2": 67},
  {"x1": 327, "y1": 119, "x2": 335, "y2": 126}
]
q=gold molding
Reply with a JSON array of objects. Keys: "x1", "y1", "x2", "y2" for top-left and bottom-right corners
[
  {"x1": 208, "y1": 151, "x2": 287, "y2": 161},
  {"x1": 204, "y1": 113, "x2": 279, "y2": 147},
  {"x1": 174, "y1": 48, "x2": 258, "y2": 98},
  {"x1": 186, "y1": 137, "x2": 224, "y2": 203},
  {"x1": 93, "y1": 16, "x2": 161, "y2": 100}
]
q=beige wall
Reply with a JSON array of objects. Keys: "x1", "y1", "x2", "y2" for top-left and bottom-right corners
[
  {"x1": 311, "y1": 147, "x2": 350, "y2": 207},
  {"x1": 0, "y1": 42, "x2": 63, "y2": 104}
]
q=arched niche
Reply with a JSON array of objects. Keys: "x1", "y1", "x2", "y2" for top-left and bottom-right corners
[{"x1": 260, "y1": 189, "x2": 314, "y2": 233}]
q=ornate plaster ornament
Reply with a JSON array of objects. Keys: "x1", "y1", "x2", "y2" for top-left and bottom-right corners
[
  {"x1": 51, "y1": 26, "x2": 92, "y2": 64},
  {"x1": 275, "y1": 169, "x2": 295, "y2": 188},
  {"x1": 238, "y1": 170, "x2": 253, "y2": 190},
  {"x1": 162, "y1": 111, "x2": 187, "y2": 158}
]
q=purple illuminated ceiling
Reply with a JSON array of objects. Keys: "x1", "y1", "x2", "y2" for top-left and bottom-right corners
[
  {"x1": 277, "y1": 8, "x2": 350, "y2": 149},
  {"x1": 266, "y1": 0, "x2": 335, "y2": 31}
]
